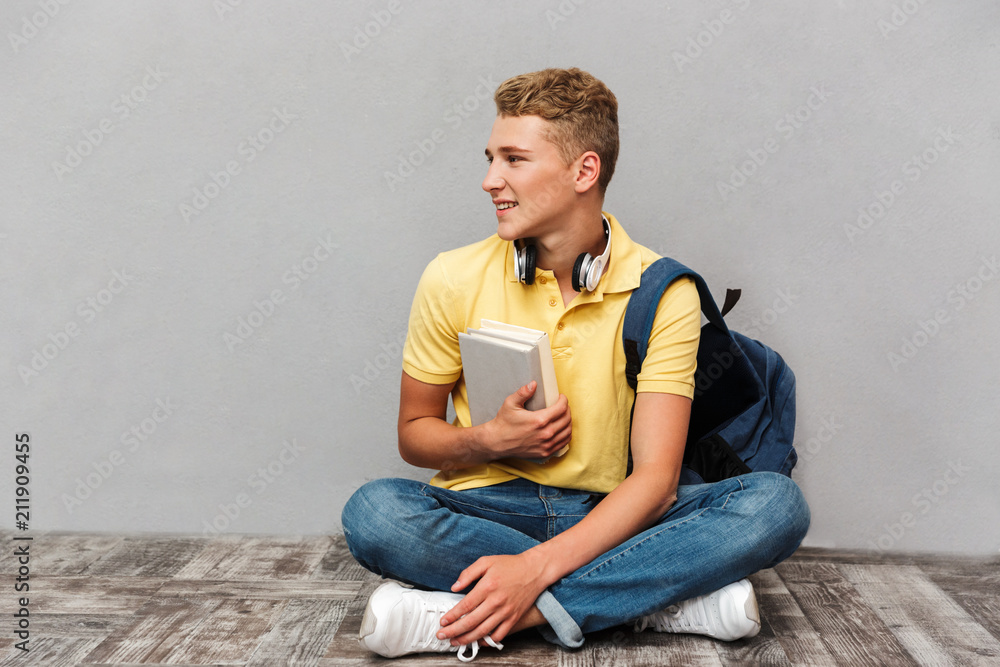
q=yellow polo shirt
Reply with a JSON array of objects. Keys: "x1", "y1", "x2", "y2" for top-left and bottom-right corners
[{"x1": 402, "y1": 212, "x2": 700, "y2": 493}]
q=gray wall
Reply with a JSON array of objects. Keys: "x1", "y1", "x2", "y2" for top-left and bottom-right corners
[{"x1": 2, "y1": 0, "x2": 998, "y2": 554}]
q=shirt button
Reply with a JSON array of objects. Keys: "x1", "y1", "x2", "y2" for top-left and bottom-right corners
[
  {"x1": 548, "y1": 298, "x2": 557, "y2": 307},
  {"x1": 539, "y1": 277, "x2": 547, "y2": 284},
  {"x1": 557, "y1": 323, "x2": 565, "y2": 330}
]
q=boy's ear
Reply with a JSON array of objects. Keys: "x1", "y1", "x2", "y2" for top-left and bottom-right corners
[{"x1": 573, "y1": 151, "x2": 602, "y2": 194}]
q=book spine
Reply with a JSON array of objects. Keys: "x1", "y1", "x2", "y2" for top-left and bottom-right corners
[{"x1": 535, "y1": 333, "x2": 559, "y2": 407}]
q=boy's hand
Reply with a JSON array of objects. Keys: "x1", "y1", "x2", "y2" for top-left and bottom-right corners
[
  {"x1": 482, "y1": 382, "x2": 571, "y2": 460},
  {"x1": 437, "y1": 551, "x2": 551, "y2": 645}
]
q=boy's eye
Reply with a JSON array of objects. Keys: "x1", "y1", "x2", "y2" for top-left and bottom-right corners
[{"x1": 486, "y1": 155, "x2": 522, "y2": 164}]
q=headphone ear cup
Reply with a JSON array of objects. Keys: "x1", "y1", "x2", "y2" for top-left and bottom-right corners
[
  {"x1": 523, "y1": 244, "x2": 536, "y2": 285},
  {"x1": 572, "y1": 253, "x2": 589, "y2": 292},
  {"x1": 585, "y1": 258, "x2": 603, "y2": 291}
]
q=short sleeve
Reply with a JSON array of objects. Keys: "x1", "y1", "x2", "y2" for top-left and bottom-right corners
[
  {"x1": 634, "y1": 276, "x2": 701, "y2": 398},
  {"x1": 402, "y1": 257, "x2": 466, "y2": 385}
]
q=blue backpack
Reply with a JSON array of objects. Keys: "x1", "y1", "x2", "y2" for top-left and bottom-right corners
[{"x1": 623, "y1": 258, "x2": 797, "y2": 484}]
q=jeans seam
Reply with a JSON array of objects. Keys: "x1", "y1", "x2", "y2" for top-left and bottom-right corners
[
  {"x1": 572, "y1": 478, "x2": 745, "y2": 580},
  {"x1": 419, "y1": 485, "x2": 552, "y2": 520},
  {"x1": 539, "y1": 496, "x2": 556, "y2": 540}
]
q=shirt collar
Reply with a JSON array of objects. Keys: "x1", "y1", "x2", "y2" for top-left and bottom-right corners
[{"x1": 599, "y1": 211, "x2": 643, "y2": 295}]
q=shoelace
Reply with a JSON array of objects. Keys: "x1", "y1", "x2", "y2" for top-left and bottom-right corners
[
  {"x1": 456, "y1": 636, "x2": 503, "y2": 662},
  {"x1": 405, "y1": 597, "x2": 504, "y2": 662},
  {"x1": 636, "y1": 602, "x2": 710, "y2": 634}
]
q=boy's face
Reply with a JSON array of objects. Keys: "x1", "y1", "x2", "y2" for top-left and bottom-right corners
[{"x1": 482, "y1": 114, "x2": 578, "y2": 242}]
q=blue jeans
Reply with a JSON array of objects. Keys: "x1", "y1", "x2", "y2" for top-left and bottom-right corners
[{"x1": 341, "y1": 472, "x2": 809, "y2": 649}]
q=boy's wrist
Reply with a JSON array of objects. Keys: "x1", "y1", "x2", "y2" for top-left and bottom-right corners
[
  {"x1": 460, "y1": 422, "x2": 494, "y2": 464},
  {"x1": 523, "y1": 542, "x2": 570, "y2": 588},
  {"x1": 471, "y1": 419, "x2": 507, "y2": 461}
]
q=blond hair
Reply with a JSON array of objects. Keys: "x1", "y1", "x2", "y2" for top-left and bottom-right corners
[{"x1": 494, "y1": 68, "x2": 619, "y2": 192}]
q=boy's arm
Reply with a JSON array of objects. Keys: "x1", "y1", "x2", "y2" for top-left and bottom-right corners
[
  {"x1": 438, "y1": 390, "x2": 689, "y2": 645},
  {"x1": 397, "y1": 371, "x2": 572, "y2": 469}
]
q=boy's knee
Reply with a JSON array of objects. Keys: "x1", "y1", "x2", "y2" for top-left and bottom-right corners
[
  {"x1": 340, "y1": 489, "x2": 361, "y2": 542},
  {"x1": 745, "y1": 471, "x2": 810, "y2": 558},
  {"x1": 343, "y1": 479, "x2": 396, "y2": 535},
  {"x1": 341, "y1": 478, "x2": 425, "y2": 553},
  {"x1": 768, "y1": 472, "x2": 810, "y2": 536},
  {"x1": 342, "y1": 479, "x2": 401, "y2": 569}
]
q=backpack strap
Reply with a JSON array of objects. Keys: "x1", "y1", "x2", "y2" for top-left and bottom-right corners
[{"x1": 623, "y1": 257, "x2": 737, "y2": 390}]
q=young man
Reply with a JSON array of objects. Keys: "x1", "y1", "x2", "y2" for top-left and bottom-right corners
[{"x1": 342, "y1": 68, "x2": 809, "y2": 661}]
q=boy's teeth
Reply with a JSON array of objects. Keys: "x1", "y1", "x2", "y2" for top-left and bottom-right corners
[{"x1": 497, "y1": 202, "x2": 518, "y2": 210}]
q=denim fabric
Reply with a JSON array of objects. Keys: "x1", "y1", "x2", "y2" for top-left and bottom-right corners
[{"x1": 342, "y1": 473, "x2": 809, "y2": 649}]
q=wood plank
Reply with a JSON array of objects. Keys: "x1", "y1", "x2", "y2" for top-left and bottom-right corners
[
  {"x1": 790, "y1": 547, "x2": 1000, "y2": 570},
  {"x1": 921, "y1": 558, "x2": 1000, "y2": 642},
  {"x1": 24, "y1": 534, "x2": 124, "y2": 575},
  {"x1": 321, "y1": 635, "x2": 546, "y2": 666},
  {"x1": 920, "y1": 558, "x2": 1000, "y2": 591},
  {"x1": 0, "y1": 638, "x2": 103, "y2": 667},
  {"x1": 560, "y1": 627, "x2": 725, "y2": 667},
  {"x1": 82, "y1": 598, "x2": 216, "y2": 664},
  {"x1": 787, "y1": 547, "x2": 923, "y2": 565},
  {"x1": 948, "y1": 596, "x2": 1000, "y2": 648},
  {"x1": 82, "y1": 537, "x2": 208, "y2": 577},
  {"x1": 484, "y1": 630, "x2": 559, "y2": 666},
  {"x1": 776, "y1": 561, "x2": 915, "y2": 666},
  {"x1": 173, "y1": 536, "x2": 331, "y2": 581},
  {"x1": 169, "y1": 535, "x2": 246, "y2": 579},
  {"x1": 30, "y1": 576, "x2": 166, "y2": 615},
  {"x1": 840, "y1": 563, "x2": 1000, "y2": 665},
  {"x1": 25, "y1": 613, "x2": 126, "y2": 639},
  {"x1": 713, "y1": 615, "x2": 791, "y2": 667},
  {"x1": 324, "y1": 607, "x2": 378, "y2": 663},
  {"x1": 320, "y1": 581, "x2": 386, "y2": 662},
  {"x1": 165, "y1": 599, "x2": 287, "y2": 664},
  {"x1": 312, "y1": 534, "x2": 379, "y2": 582},
  {"x1": 245, "y1": 599, "x2": 348, "y2": 666},
  {"x1": 318, "y1": 654, "x2": 512, "y2": 666},
  {"x1": 751, "y1": 568, "x2": 836, "y2": 666},
  {"x1": 155, "y1": 578, "x2": 361, "y2": 600},
  {"x1": 713, "y1": 572, "x2": 793, "y2": 667},
  {"x1": 715, "y1": 640, "x2": 790, "y2": 667}
]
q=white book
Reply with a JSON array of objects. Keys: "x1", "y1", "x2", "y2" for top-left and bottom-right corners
[{"x1": 458, "y1": 320, "x2": 565, "y2": 461}]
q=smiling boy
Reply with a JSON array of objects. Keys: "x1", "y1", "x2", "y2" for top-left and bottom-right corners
[{"x1": 342, "y1": 68, "x2": 809, "y2": 661}]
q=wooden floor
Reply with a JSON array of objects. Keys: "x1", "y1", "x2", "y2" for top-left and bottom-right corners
[{"x1": 1, "y1": 532, "x2": 998, "y2": 666}]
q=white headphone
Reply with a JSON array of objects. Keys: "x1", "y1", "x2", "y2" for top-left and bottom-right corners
[
  {"x1": 572, "y1": 217, "x2": 612, "y2": 292},
  {"x1": 513, "y1": 217, "x2": 611, "y2": 293}
]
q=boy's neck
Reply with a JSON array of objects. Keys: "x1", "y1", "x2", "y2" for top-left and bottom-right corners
[{"x1": 532, "y1": 203, "x2": 608, "y2": 304}]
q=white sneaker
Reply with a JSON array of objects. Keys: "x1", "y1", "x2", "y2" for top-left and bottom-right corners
[
  {"x1": 634, "y1": 579, "x2": 761, "y2": 641},
  {"x1": 359, "y1": 581, "x2": 503, "y2": 662}
]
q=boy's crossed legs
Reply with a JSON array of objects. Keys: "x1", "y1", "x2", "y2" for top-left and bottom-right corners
[{"x1": 342, "y1": 472, "x2": 809, "y2": 658}]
